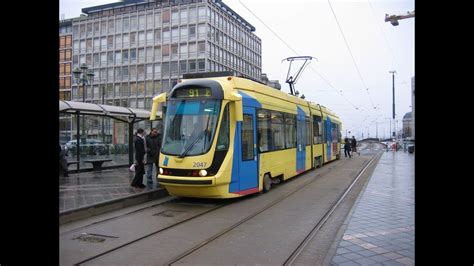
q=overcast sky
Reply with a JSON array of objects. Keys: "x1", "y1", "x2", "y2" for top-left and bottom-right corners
[{"x1": 60, "y1": 0, "x2": 414, "y2": 140}]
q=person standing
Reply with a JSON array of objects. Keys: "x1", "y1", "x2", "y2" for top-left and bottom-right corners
[
  {"x1": 344, "y1": 138, "x2": 352, "y2": 158},
  {"x1": 145, "y1": 128, "x2": 162, "y2": 186},
  {"x1": 351, "y1": 136, "x2": 360, "y2": 156},
  {"x1": 131, "y1": 128, "x2": 146, "y2": 189},
  {"x1": 59, "y1": 145, "x2": 69, "y2": 177}
]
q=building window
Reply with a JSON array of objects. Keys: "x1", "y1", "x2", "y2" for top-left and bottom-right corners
[
  {"x1": 171, "y1": 44, "x2": 178, "y2": 60},
  {"x1": 197, "y1": 59, "x2": 205, "y2": 72},
  {"x1": 137, "y1": 64, "x2": 145, "y2": 79},
  {"x1": 171, "y1": 10, "x2": 179, "y2": 24},
  {"x1": 179, "y1": 60, "x2": 187, "y2": 73},
  {"x1": 163, "y1": 10, "x2": 170, "y2": 24},
  {"x1": 163, "y1": 28, "x2": 170, "y2": 43},
  {"x1": 154, "y1": 12, "x2": 161, "y2": 27},
  {"x1": 162, "y1": 62, "x2": 170, "y2": 76},
  {"x1": 123, "y1": 17, "x2": 129, "y2": 31},
  {"x1": 154, "y1": 29, "x2": 161, "y2": 42},
  {"x1": 146, "y1": 64, "x2": 153, "y2": 79},
  {"x1": 130, "y1": 49, "x2": 137, "y2": 63},
  {"x1": 188, "y1": 60, "x2": 196, "y2": 72},
  {"x1": 189, "y1": 7, "x2": 196, "y2": 23},
  {"x1": 138, "y1": 31, "x2": 145, "y2": 46},
  {"x1": 162, "y1": 44, "x2": 170, "y2": 59},
  {"x1": 180, "y1": 9, "x2": 188, "y2": 24},
  {"x1": 154, "y1": 46, "x2": 161, "y2": 60},
  {"x1": 108, "y1": 19, "x2": 115, "y2": 33},
  {"x1": 189, "y1": 25, "x2": 196, "y2": 39},
  {"x1": 131, "y1": 16, "x2": 137, "y2": 30},
  {"x1": 146, "y1": 13, "x2": 154, "y2": 28},
  {"x1": 189, "y1": 42, "x2": 196, "y2": 58},
  {"x1": 179, "y1": 43, "x2": 187, "y2": 59},
  {"x1": 171, "y1": 27, "x2": 179, "y2": 42}
]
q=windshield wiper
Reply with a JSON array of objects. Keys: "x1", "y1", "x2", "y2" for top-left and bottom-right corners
[{"x1": 179, "y1": 132, "x2": 203, "y2": 158}]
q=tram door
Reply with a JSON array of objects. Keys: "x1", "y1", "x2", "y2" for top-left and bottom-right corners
[
  {"x1": 296, "y1": 107, "x2": 306, "y2": 173},
  {"x1": 238, "y1": 107, "x2": 258, "y2": 191}
]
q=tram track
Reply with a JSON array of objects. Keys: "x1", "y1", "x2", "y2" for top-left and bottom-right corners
[
  {"x1": 165, "y1": 144, "x2": 382, "y2": 265},
  {"x1": 64, "y1": 142, "x2": 383, "y2": 266},
  {"x1": 284, "y1": 147, "x2": 383, "y2": 265},
  {"x1": 71, "y1": 158, "x2": 337, "y2": 266},
  {"x1": 74, "y1": 199, "x2": 232, "y2": 266}
]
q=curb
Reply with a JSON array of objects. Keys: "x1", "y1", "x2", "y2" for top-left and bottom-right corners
[{"x1": 59, "y1": 188, "x2": 169, "y2": 225}]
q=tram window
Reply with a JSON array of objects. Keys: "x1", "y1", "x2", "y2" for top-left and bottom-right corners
[
  {"x1": 257, "y1": 109, "x2": 271, "y2": 152},
  {"x1": 216, "y1": 104, "x2": 229, "y2": 151},
  {"x1": 284, "y1": 113, "x2": 296, "y2": 148},
  {"x1": 313, "y1": 115, "x2": 322, "y2": 144},
  {"x1": 271, "y1": 111, "x2": 284, "y2": 150},
  {"x1": 242, "y1": 114, "x2": 254, "y2": 160},
  {"x1": 331, "y1": 122, "x2": 338, "y2": 143}
]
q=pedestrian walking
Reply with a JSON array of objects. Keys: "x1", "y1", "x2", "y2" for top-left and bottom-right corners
[
  {"x1": 344, "y1": 138, "x2": 352, "y2": 158},
  {"x1": 145, "y1": 128, "x2": 162, "y2": 186},
  {"x1": 351, "y1": 136, "x2": 360, "y2": 156},
  {"x1": 131, "y1": 128, "x2": 146, "y2": 189}
]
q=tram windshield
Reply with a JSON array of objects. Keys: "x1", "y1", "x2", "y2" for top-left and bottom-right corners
[{"x1": 162, "y1": 99, "x2": 221, "y2": 157}]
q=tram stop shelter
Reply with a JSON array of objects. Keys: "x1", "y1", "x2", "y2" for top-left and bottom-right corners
[{"x1": 59, "y1": 100, "x2": 162, "y2": 172}]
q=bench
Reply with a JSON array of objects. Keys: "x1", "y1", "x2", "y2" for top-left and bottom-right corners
[
  {"x1": 67, "y1": 160, "x2": 79, "y2": 167},
  {"x1": 83, "y1": 159, "x2": 113, "y2": 171}
]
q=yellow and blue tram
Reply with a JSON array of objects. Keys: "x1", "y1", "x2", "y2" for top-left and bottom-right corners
[{"x1": 150, "y1": 73, "x2": 342, "y2": 198}]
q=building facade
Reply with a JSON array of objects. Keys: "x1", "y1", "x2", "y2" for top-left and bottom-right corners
[
  {"x1": 402, "y1": 111, "x2": 413, "y2": 139},
  {"x1": 70, "y1": 0, "x2": 262, "y2": 110},
  {"x1": 59, "y1": 19, "x2": 74, "y2": 144},
  {"x1": 59, "y1": 19, "x2": 73, "y2": 100}
]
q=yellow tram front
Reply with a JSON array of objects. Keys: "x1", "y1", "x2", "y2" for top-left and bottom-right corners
[{"x1": 150, "y1": 77, "x2": 243, "y2": 198}]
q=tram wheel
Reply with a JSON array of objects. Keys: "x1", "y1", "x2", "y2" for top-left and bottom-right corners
[{"x1": 263, "y1": 174, "x2": 272, "y2": 193}]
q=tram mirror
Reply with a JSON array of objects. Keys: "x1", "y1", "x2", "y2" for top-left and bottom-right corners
[
  {"x1": 234, "y1": 100, "x2": 243, "y2": 122},
  {"x1": 150, "y1": 92, "x2": 167, "y2": 120},
  {"x1": 228, "y1": 92, "x2": 243, "y2": 121}
]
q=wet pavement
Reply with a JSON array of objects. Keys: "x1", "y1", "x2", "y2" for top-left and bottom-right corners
[
  {"x1": 59, "y1": 167, "x2": 160, "y2": 213},
  {"x1": 330, "y1": 150, "x2": 414, "y2": 265}
]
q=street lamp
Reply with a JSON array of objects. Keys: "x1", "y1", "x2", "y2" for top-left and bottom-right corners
[
  {"x1": 73, "y1": 63, "x2": 95, "y2": 102},
  {"x1": 72, "y1": 63, "x2": 95, "y2": 152},
  {"x1": 389, "y1": 70, "x2": 396, "y2": 139}
]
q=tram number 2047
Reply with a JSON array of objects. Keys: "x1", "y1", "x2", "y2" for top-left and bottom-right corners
[{"x1": 193, "y1": 162, "x2": 207, "y2": 168}]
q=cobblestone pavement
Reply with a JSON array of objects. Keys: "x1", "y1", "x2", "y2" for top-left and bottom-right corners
[
  {"x1": 331, "y1": 151, "x2": 414, "y2": 266},
  {"x1": 59, "y1": 167, "x2": 159, "y2": 212}
]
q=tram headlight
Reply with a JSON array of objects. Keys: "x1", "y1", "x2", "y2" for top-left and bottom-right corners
[
  {"x1": 199, "y1": 169, "x2": 208, "y2": 177},
  {"x1": 159, "y1": 168, "x2": 163, "y2": 174}
]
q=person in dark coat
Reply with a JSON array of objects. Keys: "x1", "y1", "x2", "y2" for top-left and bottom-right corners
[
  {"x1": 145, "y1": 128, "x2": 162, "y2": 186},
  {"x1": 131, "y1": 128, "x2": 146, "y2": 189},
  {"x1": 351, "y1": 136, "x2": 360, "y2": 156},
  {"x1": 59, "y1": 145, "x2": 69, "y2": 177},
  {"x1": 344, "y1": 138, "x2": 352, "y2": 158}
]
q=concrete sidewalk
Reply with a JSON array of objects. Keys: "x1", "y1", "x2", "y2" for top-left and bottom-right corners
[
  {"x1": 59, "y1": 167, "x2": 167, "y2": 219},
  {"x1": 329, "y1": 150, "x2": 415, "y2": 265}
]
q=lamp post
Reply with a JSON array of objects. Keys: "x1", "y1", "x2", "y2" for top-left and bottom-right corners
[
  {"x1": 101, "y1": 86, "x2": 105, "y2": 143},
  {"x1": 389, "y1": 70, "x2": 396, "y2": 139},
  {"x1": 72, "y1": 64, "x2": 94, "y2": 162}
]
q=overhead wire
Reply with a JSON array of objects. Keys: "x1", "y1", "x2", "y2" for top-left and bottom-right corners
[
  {"x1": 327, "y1": 0, "x2": 377, "y2": 110},
  {"x1": 238, "y1": 0, "x2": 362, "y2": 112}
]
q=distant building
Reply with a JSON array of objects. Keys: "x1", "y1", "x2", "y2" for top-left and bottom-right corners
[
  {"x1": 402, "y1": 111, "x2": 413, "y2": 139},
  {"x1": 68, "y1": 0, "x2": 262, "y2": 110},
  {"x1": 260, "y1": 73, "x2": 281, "y2": 90}
]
